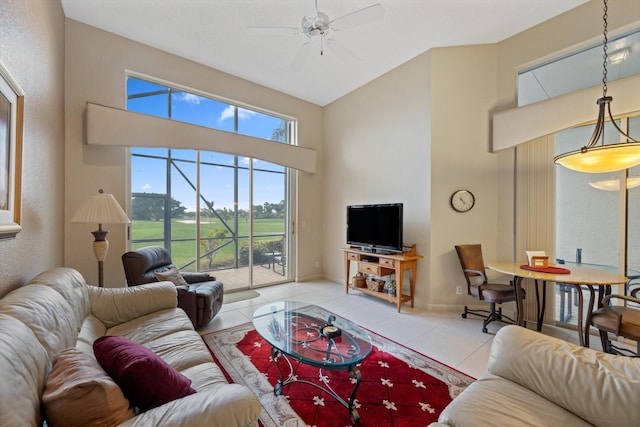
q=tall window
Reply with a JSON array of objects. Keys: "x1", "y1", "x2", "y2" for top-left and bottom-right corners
[{"x1": 127, "y1": 76, "x2": 293, "y2": 290}]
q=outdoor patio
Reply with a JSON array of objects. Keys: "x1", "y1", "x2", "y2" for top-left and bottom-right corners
[{"x1": 214, "y1": 263, "x2": 288, "y2": 293}]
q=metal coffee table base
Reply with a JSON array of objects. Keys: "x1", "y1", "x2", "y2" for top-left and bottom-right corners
[{"x1": 271, "y1": 347, "x2": 362, "y2": 424}]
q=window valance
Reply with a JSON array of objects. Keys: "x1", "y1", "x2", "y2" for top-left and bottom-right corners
[
  {"x1": 492, "y1": 74, "x2": 640, "y2": 152},
  {"x1": 85, "y1": 102, "x2": 317, "y2": 174}
]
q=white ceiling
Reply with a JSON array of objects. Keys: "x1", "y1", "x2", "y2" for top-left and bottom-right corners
[{"x1": 61, "y1": 0, "x2": 588, "y2": 106}]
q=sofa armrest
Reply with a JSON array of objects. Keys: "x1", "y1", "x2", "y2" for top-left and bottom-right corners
[
  {"x1": 116, "y1": 384, "x2": 260, "y2": 427},
  {"x1": 488, "y1": 325, "x2": 640, "y2": 426},
  {"x1": 88, "y1": 282, "x2": 178, "y2": 328},
  {"x1": 181, "y1": 272, "x2": 215, "y2": 284}
]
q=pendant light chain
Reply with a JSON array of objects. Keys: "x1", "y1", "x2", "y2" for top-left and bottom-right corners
[{"x1": 602, "y1": 0, "x2": 609, "y2": 97}]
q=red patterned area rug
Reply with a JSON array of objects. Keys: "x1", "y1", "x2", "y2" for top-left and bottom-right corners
[{"x1": 202, "y1": 322, "x2": 474, "y2": 427}]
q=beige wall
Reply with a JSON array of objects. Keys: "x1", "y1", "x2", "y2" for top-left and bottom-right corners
[
  {"x1": 324, "y1": 45, "x2": 501, "y2": 310},
  {"x1": 0, "y1": 0, "x2": 65, "y2": 297},
  {"x1": 64, "y1": 20, "x2": 324, "y2": 287},
  {"x1": 323, "y1": 53, "x2": 431, "y2": 301},
  {"x1": 428, "y1": 45, "x2": 501, "y2": 310}
]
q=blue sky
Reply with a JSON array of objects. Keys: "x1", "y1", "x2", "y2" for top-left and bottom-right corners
[{"x1": 128, "y1": 78, "x2": 287, "y2": 212}]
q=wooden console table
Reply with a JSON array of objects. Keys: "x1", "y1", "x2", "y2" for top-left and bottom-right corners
[{"x1": 342, "y1": 246, "x2": 423, "y2": 312}]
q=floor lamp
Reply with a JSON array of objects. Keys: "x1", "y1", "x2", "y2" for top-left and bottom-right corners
[{"x1": 71, "y1": 189, "x2": 130, "y2": 287}]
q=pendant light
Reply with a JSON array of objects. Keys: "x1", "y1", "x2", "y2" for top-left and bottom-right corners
[{"x1": 554, "y1": 0, "x2": 640, "y2": 173}]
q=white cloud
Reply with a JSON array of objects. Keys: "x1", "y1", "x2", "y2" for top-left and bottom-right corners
[
  {"x1": 218, "y1": 106, "x2": 257, "y2": 123},
  {"x1": 240, "y1": 157, "x2": 259, "y2": 166},
  {"x1": 238, "y1": 108, "x2": 257, "y2": 120},
  {"x1": 175, "y1": 93, "x2": 202, "y2": 104},
  {"x1": 218, "y1": 106, "x2": 234, "y2": 122},
  {"x1": 142, "y1": 184, "x2": 152, "y2": 191}
]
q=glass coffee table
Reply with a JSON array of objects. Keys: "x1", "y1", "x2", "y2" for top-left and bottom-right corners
[{"x1": 252, "y1": 301, "x2": 372, "y2": 423}]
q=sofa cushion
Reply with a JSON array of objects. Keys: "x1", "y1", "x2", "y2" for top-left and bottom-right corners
[
  {"x1": 0, "y1": 315, "x2": 51, "y2": 427},
  {"x1": 88, "y1": 282, "x2": 177, "y2": 328},
  {"x1": 155, "y1": 267, "x2": 189, "y2": 287},
  {"x1": 42, "y1": 348, "x2": 135, "y2": 427},
  {"x1": 0, "y1": 284, "x2": 81, "y2": 360},
  {"x1": 437, "y1": 372, "x2": 592, "y2": 427},
  {"x1": 488, "y1": 326, "x2": 640, "y2": 427},
  {"x1": 26, "y1": 267, "x2": 91, "y2": 328},
  {"x1": 93, "y1": 335, "x2": 196, "y2": 411}
]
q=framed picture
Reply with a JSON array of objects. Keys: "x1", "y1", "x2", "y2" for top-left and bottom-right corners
[{"x1": 0, "y1": 60, "x2": 24, "y2": 240}]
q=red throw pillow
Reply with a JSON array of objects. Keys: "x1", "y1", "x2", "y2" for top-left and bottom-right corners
[{"x1": 93, "y1": 336, "x2": 196, "y2": 411}]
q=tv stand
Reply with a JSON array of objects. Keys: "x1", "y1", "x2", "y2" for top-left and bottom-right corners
[
  {"x1": 342, "y1": 245, "x2": 423, "y2": 312},
  {"x1": 354, "y1": 246, "x2": 392, "y2": 254}
]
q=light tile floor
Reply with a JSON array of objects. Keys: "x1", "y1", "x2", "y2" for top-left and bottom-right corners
[{"x1": 200, "y1": 279, "x2": 598, "y2": 379}]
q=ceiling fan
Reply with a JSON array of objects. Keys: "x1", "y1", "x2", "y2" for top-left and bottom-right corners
[{"x1": 247, "y1": 1, "x2": 385, "y2": 71}]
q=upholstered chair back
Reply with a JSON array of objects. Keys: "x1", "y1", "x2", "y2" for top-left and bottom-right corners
[{"x1": 122, "y1": 246, "x2": 176, "y2": 286}]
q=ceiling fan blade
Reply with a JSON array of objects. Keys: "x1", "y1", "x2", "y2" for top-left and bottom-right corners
[
  {"x1": 246, "y1": 26, "x2": 300, "y2": 36},
  {"x1": 290, "y1": 42, "x2": 313, "y2": 72},
  {"x1": 330, "y1": 3, "x2": 384, "y2": 31},
  {"x1": 326, "y1": 38, "x2": 360, "y2": 65}
]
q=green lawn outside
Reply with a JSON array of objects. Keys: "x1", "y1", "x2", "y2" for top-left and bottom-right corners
[{"x1": 132, "y1": 218, "x2": 285, "y2": 271}]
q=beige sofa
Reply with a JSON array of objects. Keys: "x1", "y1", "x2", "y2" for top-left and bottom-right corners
[
  {"x1": 430, "y1": 325, "x2": 640, "y2": 427},
  {"x1": 0, "y1": 267, "x2": 261, "y2": 426}
]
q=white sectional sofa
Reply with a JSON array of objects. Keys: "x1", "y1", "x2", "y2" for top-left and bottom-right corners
[
  {"x1": 431, "y1": 325, "x2": 640, "y2": 427},
  {"x1": 0, "y1": 267, "x2": 261, "y2": 426}
]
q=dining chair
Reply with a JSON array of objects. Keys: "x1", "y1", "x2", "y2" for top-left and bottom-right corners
[
  {"x1": 259, "y1": 236, "x2": 286, "y2": 276},
  {"x1": 455, "y1": 244, "x2": 525, "y2": 333},
  {"x1": 590, "y1": 285, "x2": 640, "y2": 356},
  {"x1": 555, "y1": 259, "x2": 576, "y2": 323},
  {"x1": 273, "y1": 236, "x2": 287, "y2": 276}
]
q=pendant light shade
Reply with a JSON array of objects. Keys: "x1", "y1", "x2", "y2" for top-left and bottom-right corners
[
  {"x1": 553, "y1": 0, "x2": 640, "y2": 174},
  {"x1": 555, "y1": 141, "x2": 640, "y2": 173}
]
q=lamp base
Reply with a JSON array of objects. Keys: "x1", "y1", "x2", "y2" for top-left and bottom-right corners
[{"x1": 91, "y1": 229, "x2": 109, "y2": 287}]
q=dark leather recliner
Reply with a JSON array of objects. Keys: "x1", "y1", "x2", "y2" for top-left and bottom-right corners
[{"x1": 121, "y1": 246, "x2": 224, "y2": 328}]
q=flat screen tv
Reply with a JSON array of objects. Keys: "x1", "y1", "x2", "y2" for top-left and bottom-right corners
[{"x1": 346, "y1": 203, "x2": 403, "y2": 253}]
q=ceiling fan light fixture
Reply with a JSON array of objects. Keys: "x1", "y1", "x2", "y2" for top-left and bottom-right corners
[
  {"x1": 249, "y1": 1, "x2": 384, "y2": 70},
  {"x1": 553, "y1": 0, "x2": 640, "y2": 174},
  {"x1": 302, "y1": 12, "x2": 330, "y2": 38}
]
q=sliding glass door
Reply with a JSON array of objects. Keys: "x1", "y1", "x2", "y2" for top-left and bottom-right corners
[{"x1": 127, "y1": 76, "x2": 293, "y2": 290}]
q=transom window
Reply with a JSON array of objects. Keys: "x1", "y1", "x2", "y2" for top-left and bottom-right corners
[{"x1": 518, "y1": 28, "x2": 640, "y2": 106}]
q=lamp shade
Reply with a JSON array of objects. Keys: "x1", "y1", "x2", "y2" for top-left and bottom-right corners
[
  {"x1": 71, "y1": 190, "x2": 130, "y2": 224},
  {"x1": 553, "y1": 143, "x2": 640, "y2": 174}
]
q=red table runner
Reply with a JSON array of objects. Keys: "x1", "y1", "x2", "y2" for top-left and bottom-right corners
[{"x1": 520, "y1": 265, "x2": 571, "y2": 274}]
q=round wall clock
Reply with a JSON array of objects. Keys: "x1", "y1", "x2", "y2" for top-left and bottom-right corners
[{"x1": 450, "y1": 190, "x2": 475, "y2": 212}]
